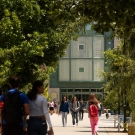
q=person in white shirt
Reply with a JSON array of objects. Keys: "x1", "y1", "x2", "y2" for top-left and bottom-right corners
[
  {"x1": 27, "y1": 80, "x2": 53, "y2": 135},
  {"x1": 49, "y1": 100, "x2": 54, "y2": 115}
]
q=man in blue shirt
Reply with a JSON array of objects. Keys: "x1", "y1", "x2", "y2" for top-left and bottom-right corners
[
  {"x1": 0, "y1": 76, "x2": 30, "y2": 135},
  {"x1": 59, "y1": 97, "x2": 69, "y2": 127}
]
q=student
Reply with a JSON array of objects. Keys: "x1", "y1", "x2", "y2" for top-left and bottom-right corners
[
  {"x1": 70, "y1": 96, "x2": 80, "y2": 127},
  {"x1": 106, "y1": 109, "x2": 109, "y2": 119},
  {"x1": 98, "y1": 101, "x2": 102, "y2": 117},
  {"x1": 27, "y1": 80, "x2": 53, "y2": 135},
  {"x1": 59, "y1": 96, "x2": 69, "y2": 127},
  {"x1": 54, "y1": 101, "x2": 58, "y2": 114},
  {"x1": 0, "y1": 76, "x2": 30, "y2": 135},
  {"x1": 49, "y1": 99, "x2": 54, "y2": 115},
  {"x1": 88, "y1": 94, "x2": 100, "y2": 135},
  {"x1": 57, "y1": 102, "x2": 60, "y2": 115},
  {"x1": 79, "y1": 99, "x2": 85, "y2": 120}
]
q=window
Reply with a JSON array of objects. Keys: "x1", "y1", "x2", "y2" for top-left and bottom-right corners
[
  {"x1": 74, "y1": 89, "x2": 81, "y2": 92},
  {"x1": 68, "y1": 89, "x2": 73, "y2": 92},
  {"x1": 82, "y1": 89, "x2": 89, "y2": 92},
  {"x1": 79, "y1": 67, "x2": 84, "y2": 72},
  {"x1": 97, "y1": 89, "x2": 103, "y2": 92},
  {"x1": 79, "y1": 44, "x2": 84, "y2": 50},
  {"x1": 91, "y1": 89, "x2": 96, "y2": 92},
  {"x1": 61, "y1": 89, "x2": 67, "y2": 92}
]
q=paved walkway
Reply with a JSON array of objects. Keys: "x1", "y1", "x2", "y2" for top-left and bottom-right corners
[{"x1": 50, "y1": 113, "x2": 128, "y2": 135}]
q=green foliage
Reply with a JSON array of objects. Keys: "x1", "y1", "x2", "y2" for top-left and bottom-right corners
[
  {"x1": 101, "y1": 42, "x2": 135, "y2": 119},
  {"x1": 55, "y1": 1, "x2": 135, "y2": 49},
  {"x1": 0, "y1": 0, "x2": 78, "y2": 90}
]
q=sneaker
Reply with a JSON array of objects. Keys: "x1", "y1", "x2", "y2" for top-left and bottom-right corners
[
  {"x1": 73, "y1": 125, "x2": 75, "y2": 127},
  {"x1": 76, "y1": 123, "x2": 78, "y2": 126},
  {"x1": 95, "y1": 131, "x2": 98, "y2": 135}
]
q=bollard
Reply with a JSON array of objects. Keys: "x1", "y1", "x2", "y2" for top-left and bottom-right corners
[
  {"x1": 128, "y1": 123, "x2": 135, "y2": 135},
  {"x1": 118, "y1": 115, "x2": 120, "y2": 132},
  {"x1": 114, "y1": 119, "x2": 116, "y2": 127}
]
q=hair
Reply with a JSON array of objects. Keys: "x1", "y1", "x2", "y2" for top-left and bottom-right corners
[
  {"x1": 0, "y1": 86, "x2": 2, "y2": 95},
  {"x1": 27, "y1": 80, "x2": 43, "y2": 101},
  {"x1": 88, "y1": 94, "x2": 99, "y2": 106},
  {"x1": 61, "y1": 96, "x2": 67, "y2": 103},
  {"x1": 72, "y1": 96, "x2": 78, "y2": 103},
  {"x1": 9, "y1": 76, "x2": 20, "y2": 88}
]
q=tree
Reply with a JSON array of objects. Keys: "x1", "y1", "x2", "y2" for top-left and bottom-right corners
[
  {"x1": 54, "y1": 1, "x2": 135, "y2": 35},
  {"x1": 0, "y1": 0, "x2": 77, "y2": 89},
  {"x1": 101, "y1": 43, "x2": 135, "y2": 123}
]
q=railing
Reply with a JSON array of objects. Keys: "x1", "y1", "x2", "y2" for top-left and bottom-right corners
[{"x1": 113, "y1": 115, "x2": 132, "y2": 132}]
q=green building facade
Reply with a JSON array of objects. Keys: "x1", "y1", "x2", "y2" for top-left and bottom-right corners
[{"x1": 49, "y1": 27, "x2": 114, "y2": 102}]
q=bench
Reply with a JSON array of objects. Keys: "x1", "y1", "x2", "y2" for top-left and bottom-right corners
[{"x1": 113, "y1": 115, "x2": 132, "y2": 132}]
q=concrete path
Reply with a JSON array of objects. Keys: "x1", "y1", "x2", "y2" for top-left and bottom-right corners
[{"x1": 50, "y1": 113, "x2": 128, "y2": 135}]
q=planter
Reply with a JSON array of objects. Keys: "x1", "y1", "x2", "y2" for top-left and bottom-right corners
[{"x1": 128, "y1": 123, "x2": 135, "y2": 135}]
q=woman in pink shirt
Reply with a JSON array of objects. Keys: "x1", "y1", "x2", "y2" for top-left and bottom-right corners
[{"x1": 49, "y1": 100, "x2": 54, "y2": 115}]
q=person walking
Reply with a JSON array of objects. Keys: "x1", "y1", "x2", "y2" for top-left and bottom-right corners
[
  {"x1": 57, "y1": 102, "x2": 60, "y2": 115},
  {"x1": 106, "y1": 109, "x2": 109, "y2": 119},
  {"x1": 27, "y1": 80, "x2": 53, "y2": 135},
  {"x1": 79, "y1": 99, "x2": 85, "y2": 120},
  {"x1": 70, "y1": 96, "x2": 80, "y2": 127},
  {"x1": 0, "y1": 76, "x2": 30, "y2": 135},
  {"x1": 98, "y1": 101, "x2": 102, "y2": 117},
  {"x1": 88, "y1": 94, "x2": 100, "y2": 135},
  {"x1": 54, "y1": 101, "x2": 58, "y2": 114},
  {"x1": 59, "y1": 96, "x2": 69, "y2": 127},
  {"x1": 49, "y1": 99, "x2": 54, "y2": 115}
]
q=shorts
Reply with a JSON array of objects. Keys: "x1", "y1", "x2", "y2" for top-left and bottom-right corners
[{"x1": 50, "y1": 107, "x2": 54, "y2": 111}]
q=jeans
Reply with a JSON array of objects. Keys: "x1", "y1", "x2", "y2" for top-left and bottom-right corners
[
  {"x1": 98, "y1": 110, "x2": 102, "y2": 116},
  {"x1": 2, "y1": 124, "x2": 23, "y2": 135},
  {"x1": 72, "y1": 111, "x2": 78, "y2": 125},
  {"x1": 28, "y1": 117, "x2": 47, "y2": 135},
  {"x1": 61, "y1": 112, "x2": 67, "y2": 126},
  {"x1": 79, "y1": 110, "x2": 84, "y2": 120}
]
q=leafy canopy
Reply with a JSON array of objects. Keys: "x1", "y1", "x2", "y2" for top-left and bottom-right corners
[{"x1": 0, "y1": 0, "x2": 77, "y2": 89}]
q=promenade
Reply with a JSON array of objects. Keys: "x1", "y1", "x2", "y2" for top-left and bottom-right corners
[{"x1": 50, "y1": 113, "x2": 128, "y2": 135}]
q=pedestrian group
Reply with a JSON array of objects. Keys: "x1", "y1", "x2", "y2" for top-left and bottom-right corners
[{"x1": 0, "y1": 75, "x2": 104, "y2": 135}]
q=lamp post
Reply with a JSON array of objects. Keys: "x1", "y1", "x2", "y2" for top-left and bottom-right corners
[
  {"x1": 123, "y1": 89, "x2": 127, "y2": 132},
  {"x1": 123, "y1": 39, "x2": 127, "y2": 132}
]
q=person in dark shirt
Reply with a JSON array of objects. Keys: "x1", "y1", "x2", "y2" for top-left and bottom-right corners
[
  {"x1": 59, "y1": 96, "x2": 69, "y2": 127},
  {"x1": 79, "y1": 99, "x2": 85, "y2": 120},
  {"x1": 0, "y1": 76, "x2": 30, "y2": 135},
  {"x1": 98, "y1": 101, "x2": 102, "y2": 117}
]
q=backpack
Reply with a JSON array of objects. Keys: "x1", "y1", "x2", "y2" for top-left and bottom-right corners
[
  {"x1": 54, "y1": 103, "x2": 57, "y2": 108},
  {"x1": 2, "y1": 91, "x2": 23, "y2": 124},
  {"x1": 89, "y1": 104, "x2": 98, "y2": 117}
]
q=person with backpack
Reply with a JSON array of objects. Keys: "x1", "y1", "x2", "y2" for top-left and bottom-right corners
[
  {"x1": 27, "y1": 80, "x2": 53, "y2": 135},
  {"x1": 79, "y1": 99, "x2": 85, "y2": 120},
  {"x1": 59, "y1": 96, "x2": 69, "y2": 127},
  {"x1": 88, "y1": 94, "x2": 100, "y2": 135},
  {"x1": 0, "y1": 76, "x2": 30, "y2": 135},
  {"x1": 70, "y1": 96, "x2": 80, "y2": 127}
]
